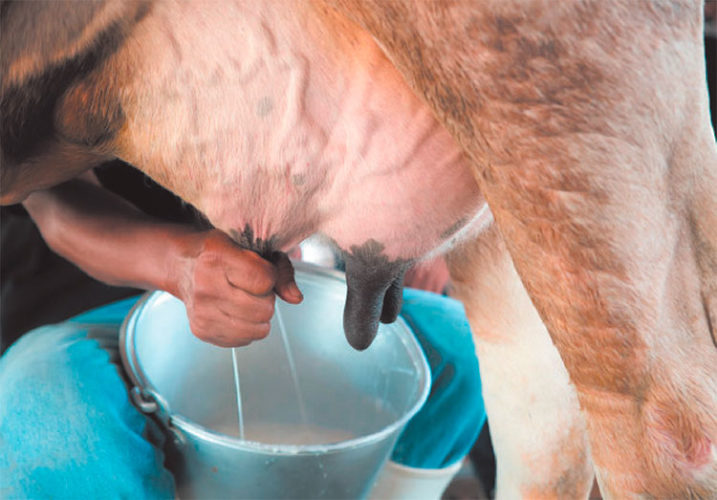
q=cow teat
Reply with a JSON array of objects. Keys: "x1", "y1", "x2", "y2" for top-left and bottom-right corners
[
  {"x1": 342, "y1": 240, "x2": 411, "y2": 351},
  {"x1": 229, "y1": 224, "x2": 279, "y2": 260}
]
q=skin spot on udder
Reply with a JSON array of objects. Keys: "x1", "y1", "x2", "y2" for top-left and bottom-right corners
[
  {"x1": 229, "y1": 224, "x2": 278, "y2": 260},
  {"x1": 341, "y1": 239, "x2": 412, "y2": 350},
  {"x1": 291, "y1": 174, "x2": 306, "y2": 186},
  {"x1": 256, "y1": 96, "x2": 274, "y2": 117}
]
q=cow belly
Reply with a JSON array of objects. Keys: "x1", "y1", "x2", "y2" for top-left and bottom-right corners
[
  {"x1": 79, "y1": 0, "x2": 485, "y2": 262},
  {"x1": 68, "y1": 0, "x2": 487, "y2": 347}
]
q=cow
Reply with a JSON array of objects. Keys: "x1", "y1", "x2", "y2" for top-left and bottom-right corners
[{"x1": 1, "y1": 1, "x2": 715, "y2": 497}]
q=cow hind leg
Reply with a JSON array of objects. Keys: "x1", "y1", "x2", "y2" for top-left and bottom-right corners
[
  {"x1": 447, "y1": 224, "x2": 594, "y2": 499},
  {"x1": 458, "y1": 5, "x2": 717, "y2": 496}
]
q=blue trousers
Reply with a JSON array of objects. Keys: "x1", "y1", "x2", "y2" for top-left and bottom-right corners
[{"x1": 0, "y1": 290, "x2": 485, "y2": 498}]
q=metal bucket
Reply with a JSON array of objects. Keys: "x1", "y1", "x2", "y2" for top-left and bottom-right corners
[{"x1": 120, "y1": 262, "x2": 430, "y2": 499}]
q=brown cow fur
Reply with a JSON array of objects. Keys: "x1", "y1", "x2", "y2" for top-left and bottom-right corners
[{"x1": 324, "y1": 0, "x2": 717, "y2": 496}]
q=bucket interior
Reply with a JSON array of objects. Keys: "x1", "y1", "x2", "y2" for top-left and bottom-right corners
[{"x1": 124, "y1": 264, "x2": 430, "y2": 451}]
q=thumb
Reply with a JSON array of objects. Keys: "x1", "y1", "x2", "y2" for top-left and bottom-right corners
[{"x1": 270, "y1": 251, "x2": 303, "y2": 304}]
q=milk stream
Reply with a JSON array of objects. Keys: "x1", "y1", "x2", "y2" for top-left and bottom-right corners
[
  {"x1": 230, "y1": 303, "x2": 307, "y2": 440},
  {"x1": 231, "y1": 347, "x2": 245, "y2": 439},
  {"x1": 275, "y1": 304, "x2": 308, "y2": 425}
]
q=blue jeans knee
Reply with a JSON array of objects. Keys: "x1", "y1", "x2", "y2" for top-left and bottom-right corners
[
  {"x1": 0, "y1": 321, "x2": 174, "y2": 499},
  {"x1": 392, "y1": 288, "x2": 486, "y2": 469}
]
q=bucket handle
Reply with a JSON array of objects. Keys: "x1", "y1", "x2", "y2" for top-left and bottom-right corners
[{"x1": 129, "y1": 386, "x2": 186, "y2": 447}]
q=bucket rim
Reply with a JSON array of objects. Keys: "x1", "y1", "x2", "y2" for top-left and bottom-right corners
[{"x1": 120, "y1": 260, "x2": 431, "y2": 456}]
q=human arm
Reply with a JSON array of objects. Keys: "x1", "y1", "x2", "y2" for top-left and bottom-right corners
[{"x1": 22, "y1": 177, "x2": 302, "y2": 347}]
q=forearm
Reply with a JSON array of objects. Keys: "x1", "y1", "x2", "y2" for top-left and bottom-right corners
[{"x1": 22, "y1": 178, "x2": 199, "y2": 296}]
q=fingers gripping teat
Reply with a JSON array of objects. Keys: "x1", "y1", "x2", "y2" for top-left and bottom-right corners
[{"x1": 342, "y1": 240, "x2": 411, "y2": 351}]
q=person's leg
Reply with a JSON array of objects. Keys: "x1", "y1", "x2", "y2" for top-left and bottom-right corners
[
  {"x1": 392, "y1": 287, "x2": 486, "y2": 469},
  {"x1": 0, "y1": 299, "x2": 174, "y2": 499},
  {"x1": 370, "y1": 286, "x2": 486, "y2": 499}
]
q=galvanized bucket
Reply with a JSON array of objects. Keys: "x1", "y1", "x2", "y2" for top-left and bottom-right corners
[{"x1": 120, "y1": 262, "x2": 430, "y2": 499}]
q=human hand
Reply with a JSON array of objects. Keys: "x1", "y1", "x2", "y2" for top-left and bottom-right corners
[{"x1": 172, "y1": 230, "x2": 303, "y2": 347}]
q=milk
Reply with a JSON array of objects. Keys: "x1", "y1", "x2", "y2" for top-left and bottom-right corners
[{"x1": 210, "y1": 421, "x2": 355, "y2": 446}]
